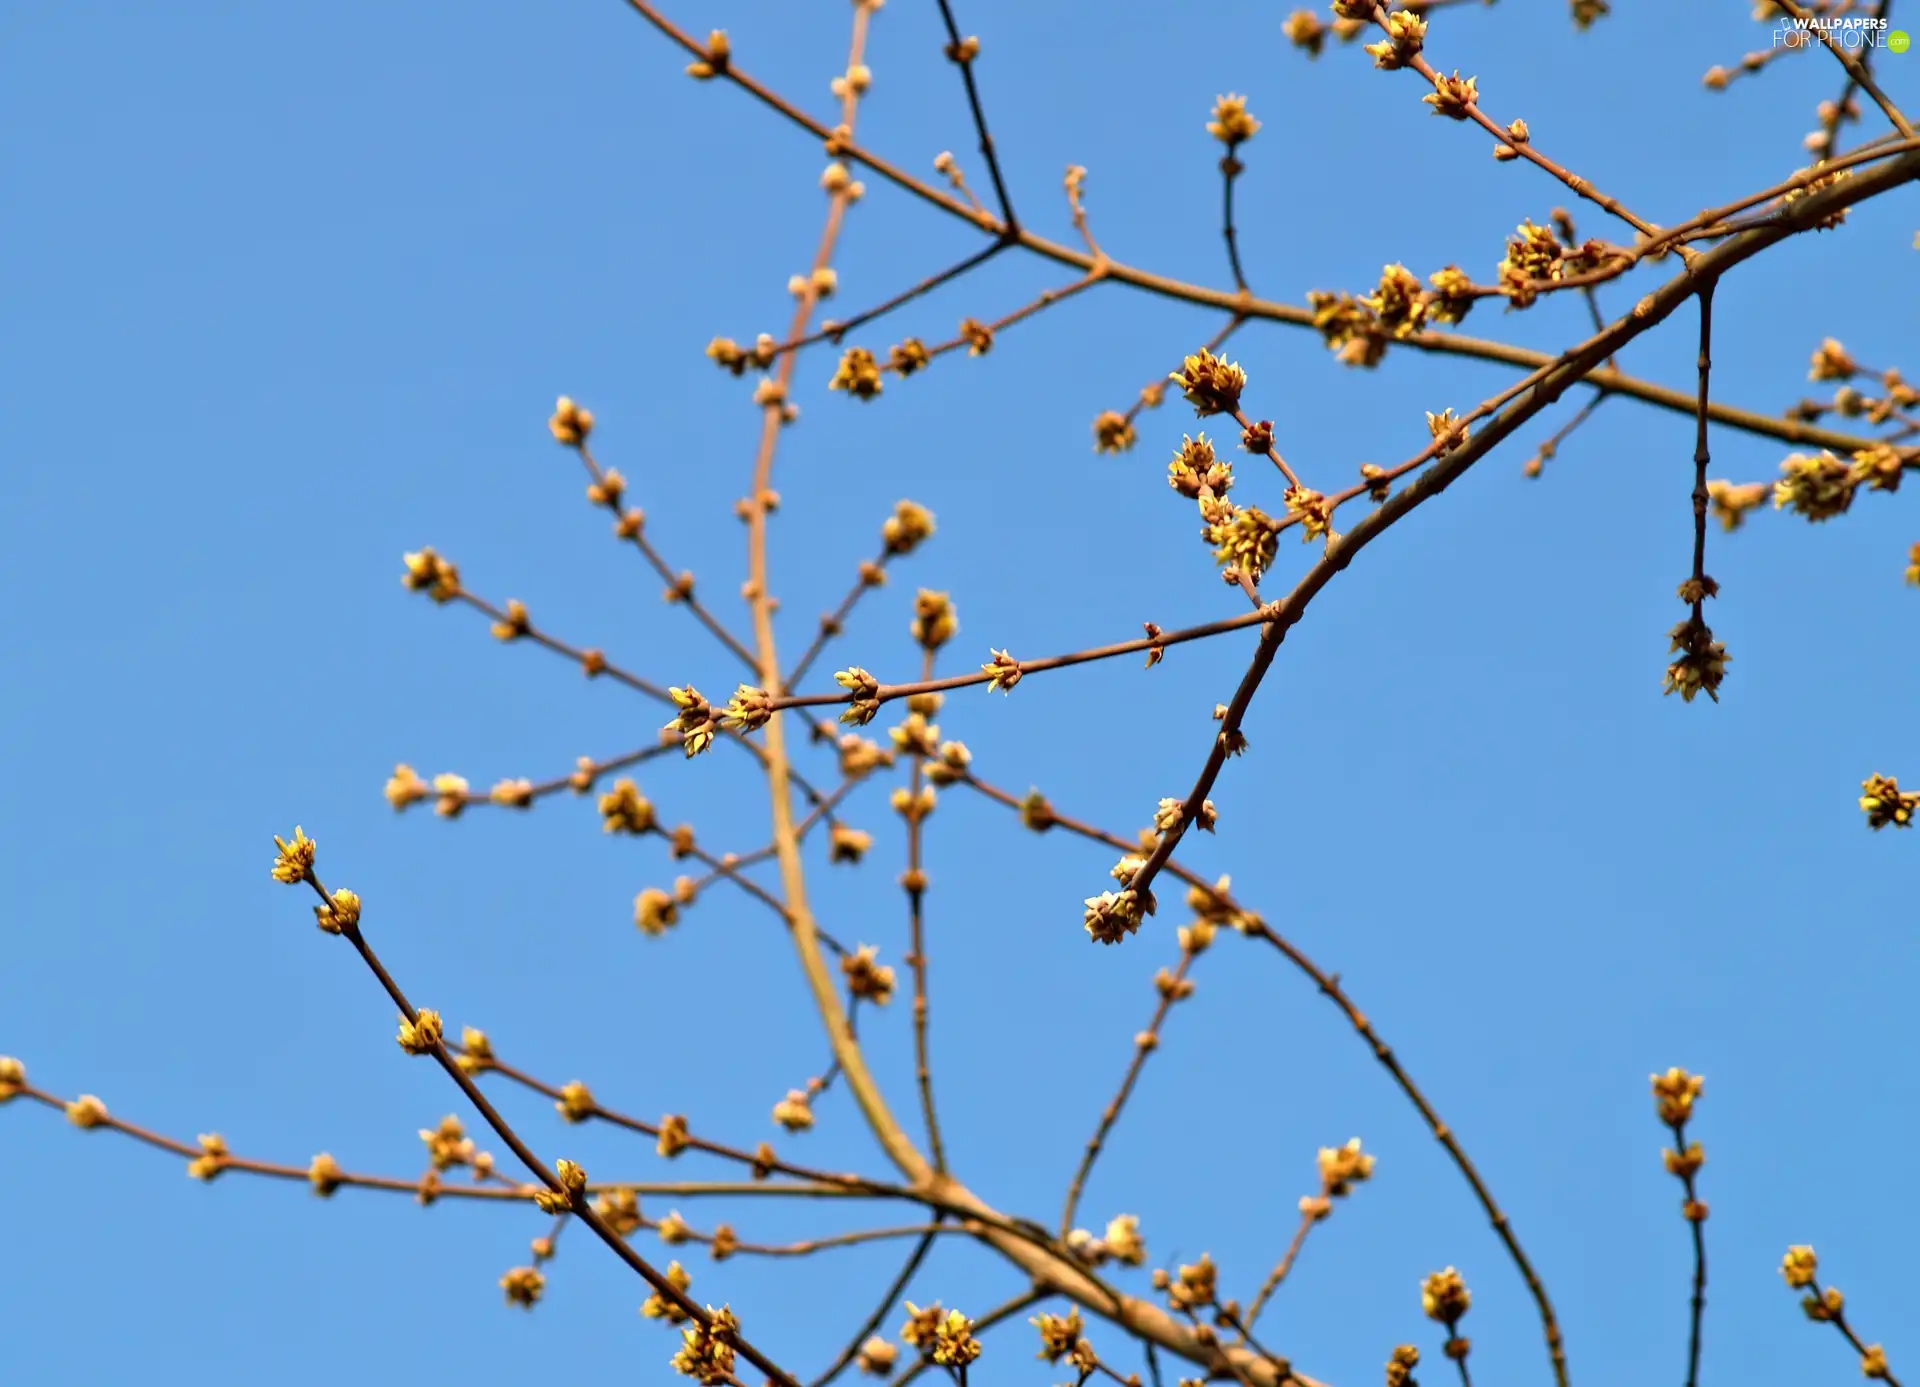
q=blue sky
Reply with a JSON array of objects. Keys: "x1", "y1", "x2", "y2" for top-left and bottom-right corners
[{"x1": 3, "y1": 3, "x2": 1914, "y2": 1385}]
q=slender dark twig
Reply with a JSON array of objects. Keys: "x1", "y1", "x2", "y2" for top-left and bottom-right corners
[
  {"x1": 291, "y1": 863, "x2": 801, "y2": 1387},
  {"x1": 807, "y1": 1223, "x2": 944, "y2": 1387},
  {"x1": 933, "y1": 0, "x2": 1018, "y2": 230},
  {"x1": 1221, "y1": 147, "x2": 1250, "y2": 292},
  {"x1": 904, "y1": 646, "x2": 948, "y2": 1173},
  {"x1": 1690, "y1": 280, "x2": 1718, "y2": 624}
]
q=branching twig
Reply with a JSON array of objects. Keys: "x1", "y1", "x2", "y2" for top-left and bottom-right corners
[
  {"x1": 30, "y1": 9, "x2": 1920, "y2": 1387},
  {"x1": 618, "y1": 0, "x2": 1915, "y2": 458},
  {"x1": 441, "y1": 585, "x2": 846, "y2": 824},
  {"x1": 573, "y1": 438, "x2": 760, "y2": 672},
  {"x1": 1775, "y1": 0, "x2": 1915, "y2": 137},
  {"x1": 903, "y1": 647, "x2": 949, "y2": 1173},
  {"x1": 1058, "y1": 946, "x2": 1199, "y2": 1238},
  {"x1": 933, "y1": 0, "x2": 1018, "y2": 231},
  {"x1": 286, "y1": 853, "x2": 802, "y2": 1387},
  {"x1": 807, "y1": 1223, "x2": 943, "y2": 1387}
]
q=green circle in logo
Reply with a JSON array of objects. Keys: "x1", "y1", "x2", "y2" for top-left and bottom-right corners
[{"x1": 1889, "y1": 29, "x2": 1912, "y2": 53}]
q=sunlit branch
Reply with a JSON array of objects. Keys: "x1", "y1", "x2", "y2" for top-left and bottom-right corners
[
  {"x1": 288, "y1": 859, "x2": 803, "y2": 1387},
  {"x1": 614, "y1": 1, "x2": 1914, "y2": 459}
]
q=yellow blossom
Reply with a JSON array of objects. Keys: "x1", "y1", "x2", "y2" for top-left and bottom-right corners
[
  {"x1": 1809, "y1": 337, "x2": 1857, "y2": 381},
  {"x1": 1032, "y1": 1308, "x2": 1085, "y2": 1363},
  {"x1": 432, "y1": 773, "x2": 469, "y2": 818},
  {"x1": 1774, "y1": 450, "x2": 1857, "y2": 521},
  {"x1": 1421, "y1": 1266, "x2": 1472, "y2": 1324},
  {"x1": 1093, "y1": 410, "x2": 1137, "y2": 453},
  {"x1": 1206, "y1": 93, "x2": 1260, "y2": 144},
  {"x1": 930, "y1": 1309, "x2": 982, "y2": 1367},
  {"x1": 308, "y1": 1152, "x2": 344, "y2": 1196},
  {"x1": 1423, "y1": 71, "x2": 1479, "y2": 119},
  {"x1": 641, "y1": 1261, "x2": 696, "y2": 1323},
  {"x1": 1169, "y1": 348, "x2": 1246, "y2": 417},
  {"x1": 772, "y1": 1089, "x2": 815, "y2": 1132},
  {"x1": 635, "y1": 887, "x2": 680, "y2": 937},
  {"x1": 557, "y1": 1080, "x2": 597, "y2": 1123},
  {"x1": 548, "y1": 396, "x2": 594, "y2": 446},
  {"x1": 882, "y1": 500, "x2": 935, "y2": 554},
  {"x1": 313, "y1": 889, "x2": 360, "y2": 935},
  {"x1": 830, "y1": 347, "x2": 884, "y2": 400},
  {"x1": 186, "y1": 1132, "x2": 229, "y2": 1181},
  {"x1": 855, "y1": 1337, "x2": 898, "y2": 1375},
  {"x1": 397, "y1": 1009, "x2": 443, "y2": 1056},
  {"x1": 1318, "y1": 1137, "x2": 1376, "y2": 1196},
  {"x1": 842, "y1": 945, "x2": 897, "y2": 1003},
  {"x1": 1362, "y1": 264, "x2": 1429, "y2": 336},
  {"x1": 501, "y1": 1265, "x2": 545, "y2": 1309},
  {"x1": 420, "y1": 1115, "x2": 475, "y2": 1171},
  {"x1": 663, "y1": 685, "x2": 720, "y2": 757},
  {"x1": 385, "y1": 764, "x2": 428, "y2": 810},
  {"x1": 271, "y1": 826, "x2": 315, "y2": 884},
  {"x1": 671, "y1": 1306, "x2": 740, "y2": 1384},
  {"x1": 600, "y1": 779, "x2": 656, "y2": 835},
  {"x1": 657, "y1": 1114, "x2": 691, "y2": 1158},
  {"x1": 889, "y1": 339, "x2": 929, "y2": 375},
  {"x1": 401, "y1": 547, "x2": 461, "y2": 602},
  {"x1": 1707, "y1": 480, "x2": 1770, "y2": 531},
  {"x1": 1284, "y1": 10, "x2": 1328, "y2": 56},
  {"x1": 456, "y1": 1027, "x2": 493, "y2": 1073},
  {"x1": 597, "y1": 1187, "x2": 644, "y2": 1237},
  {"x1": 1859, "y1": 774, "x2": 1918, "y2": 830}
]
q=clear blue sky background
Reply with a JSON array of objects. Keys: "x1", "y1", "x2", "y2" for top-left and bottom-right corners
[{"x1": 3, "y1": 3, "x2": 1914, "y2": 1385}]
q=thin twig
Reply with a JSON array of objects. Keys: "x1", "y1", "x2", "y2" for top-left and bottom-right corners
[
  {"x1": 790, "y1": 242, "x2": 1009, "y2": 358},
  {"x1": 458, "y1": 1048, "x2": 877, "y2": 1192},
  {"x1": 786, "y1": 547, "x2": 892, "y2": 695},
  {"x1": 445, "y1": 586, "x2": 846, "y2": 825},
  {"x1": 1243, "y1": 1210, "x2": 1318, "y2": 1327},
  {"x1": 1220, "y1": 145, "x2": 1250, "y2": 292},
  {"x1": 293, "y1": 864, "x2": 801, "y2": 1387},
  {"x1": 1666, "y1": 1111, "x2": 1709, "y2": 1387},
  {"x1": 1775, "y1": 0, "x2": 1915, "y2": 137},
  {"x1": 1690, "y1": 281, "x2": 1718, "y2": 624},
  {"x1": 574, "y1": 439, "x2": 760, "y2": 672},
  {"x1": 955, "y1": 763, "x2": 1573, "y2": 1387},
  {"x1": 1059, "y1": 947, "x2": 1199, "y2": 1238},
  {"x1": 615, "y1": 0, "x2": 1916, "y2": 458},
  {"x1": 807, "y1": 1223, "x2": 944, "y2": 1387},
  {"x1": 431, "y1": 740, "x2": 680, "y2": 811},
  {"x1": 1803, "y1": 1275, "x2": 1905, "y2": 1387},
  {"x1": 933, "y1": 0, "x2": 1019, "y2": 229},
  {"x1": 904, "y1": 647, "x2": 949, "y2": 1173}
]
